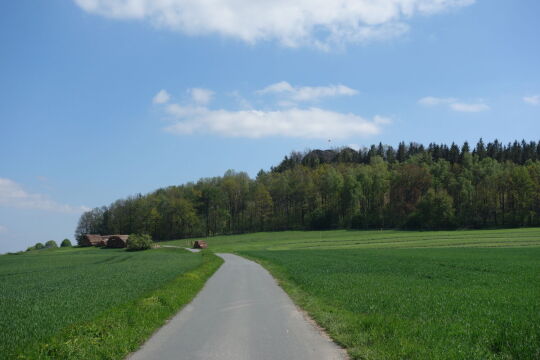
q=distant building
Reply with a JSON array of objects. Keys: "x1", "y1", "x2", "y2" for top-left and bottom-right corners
[
  {"x1": 81, "y1": 234, "x2": 129, "y2": 248},
  {"x1": 80, "y1": 234, "x2": 105, "y2": 247},
  {"x1": 106, "y1": 235, "x2": 129, "y2": 248}
]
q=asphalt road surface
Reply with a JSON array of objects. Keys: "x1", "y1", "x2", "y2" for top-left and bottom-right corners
[{"x1": 129, "y1": 253, "x2": 346, "y2": 360}]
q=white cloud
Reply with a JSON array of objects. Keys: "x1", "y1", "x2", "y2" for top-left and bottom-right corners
[
  {"x1": 374, "y1": 115, "x2": 393, "y2": 124},
  {"x1": 158, "y1": 83, "x2": 389, "y2": 138},
  {"x1": 524, "y1": 95, "x2": 540, "y2": 106},
  {"x1": 153, "y1": 89, "x2": 171, "y2": 104},
  {"x1": 189, "y1": 88, "x2": 214, "y2": 105},
  {"x1": 450, "y1": 102, "x2": 490, "y2": 112},
  {"x1": 164, "y1": 105, "x2": 384, "y2": 139},
  {"x1": 419, "y1": 96, "x2": 489, "y2": 112},
  {"x1": 258, "y1": 81, "x2": 358, "y2": 102},
  {"x1": 418, "y1": 96, "x2": 456, "y2": 106},
  {"x1": 74, "y1": 0, "x2": 474, "y2": 48},
  {"x1": 0, "y1": 178, "x2": 89, "y2": 214},
  {"x1": 0, "y1": 225, "x2": 7, "y2": 233},
  {"x1": 258, "y1": 81, "x2": 295, "y2": 94},
  {"x1": 166, "y1": 103, "x2": 207, "y2": 118}
]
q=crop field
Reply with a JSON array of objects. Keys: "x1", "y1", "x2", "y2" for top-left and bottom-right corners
[
  {"x1": 242, "y1": 247, "x2": 540, "y2": 359},
  {"x1": 166, "y1": 227, "x2": 540, "y2": 252},
  {"x1": 4, "y1": 229, "x2": 539, "y2": 359},
  {"x1": 167, "y1": 228, "x2": 540, "y2": 359},
  {"x1": 0, "y1": 247, "x2": 207, "y2": 358}
]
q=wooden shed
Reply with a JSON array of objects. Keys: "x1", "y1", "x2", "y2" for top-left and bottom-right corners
[
  {"x1": 193, "y1": 240, "x2": 208, "y2": 249},
  {"x1": 107, "y1": 235, "x2": 129, "y2": 248},
  {"x1": 80, "y1": 234, "x2": 105, "y2": 247}
]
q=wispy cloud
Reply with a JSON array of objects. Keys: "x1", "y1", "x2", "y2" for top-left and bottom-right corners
[
  {"x1": 418, "y1": 97, "x2": 456, "y2": 106},
  {"x1": 0, "y1": 225, "x2": 7, "y2": 233},
  {"x1": 418, "y1": 96, "x2": 489, "y2": 112},
  {"x1": 155, "y1": 84, "x2": 390, "y2": 139},
  {"x1": 523, "y1": 95, "x2": 540, "y2": 106},
  {"x1": 257, "y1": 81, "x2": 358, "y2": 103},
  {"x1": 450, "y1": 102, "x2": 490, "y2": 112},
  {"x1": 153, "y1": 89, "x2": 171, "y2": 104},
  {"x1": 189, "y1": 88, "x2": 214, "y2": 105},
  {"x1": 0, "y1": 178, "x2": 89, "y2": 214},
  {"x1": 228, "y1": 91, "x2": 252, "y2": 109},
  {"x1": 74, "y1": 0, "x2": 475, "y2": 49}
]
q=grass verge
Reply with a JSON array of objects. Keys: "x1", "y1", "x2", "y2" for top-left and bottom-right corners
[{"x1": 17, "y1": 250, "x2": 223, "y2": 359}]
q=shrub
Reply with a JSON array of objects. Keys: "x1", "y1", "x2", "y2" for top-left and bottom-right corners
[
  {"x1": 76, "y1": 235, "x2": 86, "y2": 247},
  {"x1": 34, "y1": 243, "x2": 45, "y2": 250},
  {"x1": 126, "y1": 234, "x2": 153, "y2": 251},
  {"x1": 45, "y1": 240, "x2": 58, "y2": 249},
  {"x1": 60, "y1": 239, "x2": 72, "y2": 247}
]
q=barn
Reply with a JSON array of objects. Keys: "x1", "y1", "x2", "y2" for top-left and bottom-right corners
[
  {"x1": 97, "y1": 236, "x2": 110, "y2": 247},
  {"x1": 106, "y1": 235, "x2": 129, "y2": 248},
  {"x1": 80, "y1": 234, "x2": 105, "y2": 247}
]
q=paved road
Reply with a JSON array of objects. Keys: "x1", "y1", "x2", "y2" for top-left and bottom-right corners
[
  {"x1": 160, "y1": 245, "x2": 200, "y2": 253},
  {"x1": 129, "y1": 253, "x2": 346, "y2": 360}
]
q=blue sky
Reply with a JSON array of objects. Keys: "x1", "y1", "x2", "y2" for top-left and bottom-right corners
[{"x1": 1, "y1": 0, "x2": 539, "y2": 253}]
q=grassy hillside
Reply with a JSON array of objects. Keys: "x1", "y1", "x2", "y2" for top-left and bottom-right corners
[
  {"x1": 0, "y1": 247, "x2": 222, "y2": 359},
  {"x1": 166, "y1": 227, "x2": 540, "y2": 251},
  {"x1": 167, "y1": 228, "x2": 540, "y2": 359}
]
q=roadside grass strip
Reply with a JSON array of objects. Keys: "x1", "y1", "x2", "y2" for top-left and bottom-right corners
[
  {"x1": 0, "y1": 248, "x2": 222, "y2": 359},
  {"x1": 241, "y1": 248, "x2": 540, "y2": 360}
]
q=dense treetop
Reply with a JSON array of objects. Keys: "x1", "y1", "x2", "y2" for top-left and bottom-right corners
[
  {"x1": 272, "y1": 139, "x2": 540, "y2": 172},
  {"x1": 76, "y1": 139, "x2": 540, "y2": 242}
]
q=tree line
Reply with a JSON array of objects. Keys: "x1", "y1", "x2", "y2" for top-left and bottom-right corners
[
  {"x1": 273, "y1": 139, "x2": 540, "y2": 172},
  {"x1": 76, "y1": 139, "x2": 540, "y2": 242}
]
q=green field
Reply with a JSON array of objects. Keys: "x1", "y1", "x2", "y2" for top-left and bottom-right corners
[
  {"x1": 3, "y1": 229, "x2": 539, "y2": 359},
  {"x1": 0, "y1": 246, "x2": 222, "y2": 359},
  {"x1": 167, "y1": 227, "x2": 540, "y2": 251},
  {"x1": 167, "y1": 228, "x2": 540, "y2": 359},
  {"x1": 243, "y1": 248, "x2": 540, "y2": 359}
]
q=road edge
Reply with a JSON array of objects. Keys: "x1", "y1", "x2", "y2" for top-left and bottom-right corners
[{"x1": 237, "y1": 252, "x2": 350, "y2": 360}]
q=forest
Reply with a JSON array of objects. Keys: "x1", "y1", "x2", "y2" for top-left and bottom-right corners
[{"x1": 75, "y1": 139, "x2": 540, "y2": 243}]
